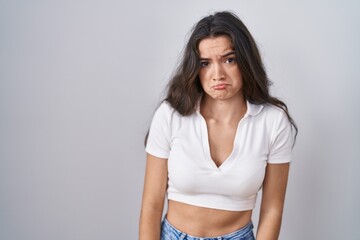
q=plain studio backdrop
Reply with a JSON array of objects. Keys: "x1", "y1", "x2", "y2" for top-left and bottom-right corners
[{"x1": 1, "y1": 0, "x2": 359, "y2": 239}]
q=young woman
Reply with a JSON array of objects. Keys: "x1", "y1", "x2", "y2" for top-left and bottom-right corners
[{"x1": 140, "y1": 11, "x2": 297, "y2": 240}]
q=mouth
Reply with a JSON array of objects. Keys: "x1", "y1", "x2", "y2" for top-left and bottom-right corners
[{"x1": 212, "y1": 84, "x2": 228, "y2": 90}]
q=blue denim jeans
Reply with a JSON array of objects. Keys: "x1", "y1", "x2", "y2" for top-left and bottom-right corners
[{"x1": 161, "y1": 217, "x2": 255, "y2": 240}]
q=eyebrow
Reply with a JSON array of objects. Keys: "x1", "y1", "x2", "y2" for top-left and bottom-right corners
[{"x1": 200, "y1": 51, "x2": 236, "y2": 60}]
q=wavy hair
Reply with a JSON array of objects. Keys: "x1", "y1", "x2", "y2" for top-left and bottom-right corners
[{"x1": 165, "y1": 11, "x2": 298, "y2": 142}]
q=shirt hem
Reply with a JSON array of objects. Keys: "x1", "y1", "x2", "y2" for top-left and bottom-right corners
[{"x1": 168, "y1": 194, "x2": 255, "y2": 212}]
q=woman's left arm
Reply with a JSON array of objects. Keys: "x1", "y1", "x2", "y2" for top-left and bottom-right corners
[{"x1": 256, "y1": 163, "x2": 290, "y2": 240}]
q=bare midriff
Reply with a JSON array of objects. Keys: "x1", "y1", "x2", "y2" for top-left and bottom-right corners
[{"x1": 166, "y1": 200, "x2": 252, "y2": 237}]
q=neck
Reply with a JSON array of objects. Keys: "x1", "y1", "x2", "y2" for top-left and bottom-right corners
[{"x1": 200, "y1": 94, "x2": 247, "y2": 123}]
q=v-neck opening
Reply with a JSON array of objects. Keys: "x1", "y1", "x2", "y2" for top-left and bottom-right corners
[{"x1": 198, "y1": 114, "x2": 247, "y2": 171}]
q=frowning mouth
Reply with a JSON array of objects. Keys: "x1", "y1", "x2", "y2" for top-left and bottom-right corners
[{"x1": 212, "y1": 84, "x2": 228, "y2": 90}]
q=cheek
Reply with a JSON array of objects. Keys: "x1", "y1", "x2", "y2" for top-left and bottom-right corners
[
  {"x1": 198, "y1": 73, "x2": 208, "y2": 88},
  {"x1": 232, "y1": 71, "x2": 243, "y2": 86}
]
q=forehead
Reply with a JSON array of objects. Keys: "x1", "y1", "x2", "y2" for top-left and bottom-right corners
[{"x1": 198, "y1": 36, "x2": 234, "y2": 56}]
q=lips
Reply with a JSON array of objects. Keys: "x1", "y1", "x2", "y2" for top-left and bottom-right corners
[{"x1": 213, "y1": 84, "x2": 228, "y2": 90}]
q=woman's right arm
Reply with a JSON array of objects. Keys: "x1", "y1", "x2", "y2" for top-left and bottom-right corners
[{"x1": 139, "y1": 153, "x2": 168, "y2": 240}]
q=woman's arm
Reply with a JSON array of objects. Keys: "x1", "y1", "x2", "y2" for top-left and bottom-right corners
[
  {"x1": 256, "y1": 163, "x2": 290, "y2": 240},
  {"x1": 139, "y1": 153, "x2": 168, "y2": 240}
]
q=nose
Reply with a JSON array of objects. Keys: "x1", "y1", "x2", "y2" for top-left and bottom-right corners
[{"x1": 212, "y1": 63, "x2": 225, "y2": 81}]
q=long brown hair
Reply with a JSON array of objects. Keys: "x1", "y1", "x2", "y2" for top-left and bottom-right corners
[{"x1": 165, "y1": 11, "x2": 298, "y2": 142}]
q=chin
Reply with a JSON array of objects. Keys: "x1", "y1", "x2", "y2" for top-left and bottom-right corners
[{"x1": 212, "y1": 95, "x2": 232, "y2": 100}]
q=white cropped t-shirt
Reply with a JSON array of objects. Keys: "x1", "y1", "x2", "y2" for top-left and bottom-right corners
[{"x1": 145, "y1": 100, "x2": 294, "y2": 211}]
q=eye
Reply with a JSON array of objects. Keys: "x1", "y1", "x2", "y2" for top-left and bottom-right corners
[
  {"x1": 225, "y1": 57, "x2": 236, "y2": 64},
  {"x1": 200, "y1": 61, "x2": 209, "y2": 68}
]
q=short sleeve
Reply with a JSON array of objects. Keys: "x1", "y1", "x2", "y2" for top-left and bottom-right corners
[
  {"x1": 267, "y1": 110, "x2": 294, "y2": 164},
  {"x1": 145, "y1": 102, "x2": 172, "y2": 159}
]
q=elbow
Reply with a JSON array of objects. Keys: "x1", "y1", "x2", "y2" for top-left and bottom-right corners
[{"x1": 259, "y1": 206, "x2": 284, "y2": 223}]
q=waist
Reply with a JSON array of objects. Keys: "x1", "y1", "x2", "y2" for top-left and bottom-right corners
[{"x1": 166, "y1": 200, "x2": 253, "y2": 237}]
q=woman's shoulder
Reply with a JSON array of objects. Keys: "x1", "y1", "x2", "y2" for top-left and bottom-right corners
[
  {"x1": 152, "y1": 100, "x2": 181, "y2": 122},
  {"x1": 258, "y1": 103, "x2": 290, "y2": 124},
  {"x1": 155, "y1": 100, "x2": 177, "y2": 115}
]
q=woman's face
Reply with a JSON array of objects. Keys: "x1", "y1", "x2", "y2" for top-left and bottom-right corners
[{"x1": 198, "y1": 35, "x2": 243, "y2": 101}]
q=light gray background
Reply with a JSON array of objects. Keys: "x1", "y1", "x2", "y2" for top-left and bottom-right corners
[{"x1": 1, "y1": 0, "x2": 359, "y2": 239}]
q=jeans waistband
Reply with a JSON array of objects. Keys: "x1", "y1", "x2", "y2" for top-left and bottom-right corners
[{"x1": 161, "y1": 217, "x2": 254, "y2": 240}]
